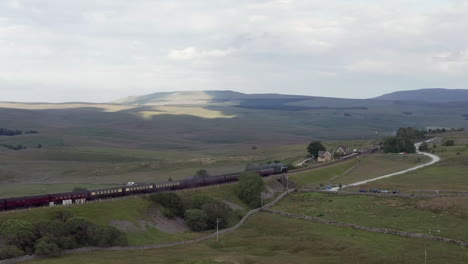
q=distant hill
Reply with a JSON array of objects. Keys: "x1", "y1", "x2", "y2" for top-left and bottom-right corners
[
  {"x1": 374, "y1": 88, "x2": 468, "y2": 103},
  {"x1": 113, "y1": 90, "x2": 310, "y2": 106}
]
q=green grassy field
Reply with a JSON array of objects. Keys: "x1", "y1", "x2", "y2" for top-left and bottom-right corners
[
  {"x1": 23, "y1": 213, "x2": 468, "y2": 264},
  {"x1": 351, "y1": 131, "x2": 468, "y2": 191},
  {"x1": 274, "y1": 192, "x2": 468, "y2": 243},
  {"x1": 288, "y1": 153, "x2": 430, "y2": 188}
]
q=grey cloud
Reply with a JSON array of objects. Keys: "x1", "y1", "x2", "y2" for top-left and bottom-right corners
[{"x1": 0, "y1": 0, "x2": 467, "y2": 102}]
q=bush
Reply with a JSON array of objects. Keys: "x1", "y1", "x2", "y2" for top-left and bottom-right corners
[
  {"x1": 0, "y1": 219, "x2": 38, "y2": 254},
  {"x1": 184, "y1": 209, "x2": 208, "y2": 231},
  {"x1": 444, "y1": 140, "x2": 455, "y2": 146},
  {"x1": 190, "y1": 194, "x2": 215, "y2": 210},
  {"x1": 150, "y1": 193, "x2": 184, "y2": 217},
  {"x1": 0, "y1": 246, "x2": 24, "y2": 260},
  {"x1": 34, "y1": 236, "x2": 61, "y2": 257},
  {"x1": 236, "y1": 173, "x2": 266, "y2": 208},
  {"x1": 87, "y1": 225, "x2": 128, "y2": 247},
  {"x1": 51, "y1": 210, "x2": 75, "y2": 222},
  {"x1": 64, "y1": 218, "x2": 94, "y2": 245}
]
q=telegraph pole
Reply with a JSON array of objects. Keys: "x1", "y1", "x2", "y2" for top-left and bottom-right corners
[{"x1": 216, "y1": 218, "x2": 221, "y2": 243}]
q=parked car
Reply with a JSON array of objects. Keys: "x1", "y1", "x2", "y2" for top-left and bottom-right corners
[
  {"x1": 359, "y1": 189, "x2": 367, "y2": 193},
  {"x1": 381, "y1": 190, "x2": 389, "y2": 193},
  {"x1": 370, "y1": 189, "x2": 380, "y2": 193},
  {"x1": 392, "y1": 190, "x2": 400, "y2": 194}
]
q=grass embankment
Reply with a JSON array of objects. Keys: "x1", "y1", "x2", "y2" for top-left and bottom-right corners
[
  {"x1": 24, "y1": 213, "x2": 468, "y2": 264},
  {"x1": 0, "y1": 183, "x2": 251, "y2": 246},
  {"x1": 289, "y1": 153, "x2": 429, "y2": 188},
  {"x1": 274, "y1": 192, "x2": 468, "y2": 243},
  {"x1": 0, "y1": 143, "x2": 308, "y2": 197},
  {"x1": 356, "y1": 132, "x2": 468, "y2": 191}
]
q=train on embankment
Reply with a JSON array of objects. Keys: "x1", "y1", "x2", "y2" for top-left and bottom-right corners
[
  {"x1": 0, "y1": 165, "x2": 289, "y2": 212},
  {"x1": 0, "y1": 147, "x2": 377, "y2": 212}
]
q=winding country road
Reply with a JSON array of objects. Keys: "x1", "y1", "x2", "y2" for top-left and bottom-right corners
[{"x1": 331, "y1": 138, "x2": 441, "y2": 190}]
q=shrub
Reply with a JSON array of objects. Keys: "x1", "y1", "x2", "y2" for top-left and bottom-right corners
[
  {"x1": 51, "y1": 210, "x2": 75, "y2": 222},
  {"x1": 190, "y1": 194, "x2": 215, "y2": 210},
  {"x1": 0, "y1": 246, "x2": 24, "y2": 260},
  {"x1": 150, "y1": 193, "x2": 184, "y2": 217},
  {"x1": 0, "y1": 219, "x2": 38, "y2": 254},
  {"x1": 236, "y1": 173, "x2": 266, "y2": 208},
  {"x1": 444, "y1": 140, "x2": 455, "y2": 146},
  {"x1": 34, "y1": 236, "x2": 62, "y2": 257},
  {"x1": 87, "y1": 226, "x2": 128, "y2": 247},
  {"x1": 64, "y1": 218, "x2": 94, "y2": 245},
  {"x1": 184, "y1": 209, "x2": 208, "y2": 231}
]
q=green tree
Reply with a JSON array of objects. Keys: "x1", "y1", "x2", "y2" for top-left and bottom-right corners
[
  {"x1": 149, "y1": 193, "x2": 184, "y2": 217},
  {"x1": 418, "y1": 142, "x2": 429, "y2": 151},
  {"x1": 0, "y1": 219, "x2": 38, "y2": 254},
  {"x1": 383, "y1": 137, "x2": 416, "y2": 153},
  {"x1": 201, "y1": 200, "x2": 231, "y2": 229},
  {"x1": 236, "y1": 173, "x2": 265, "y2": 208},
  {"x1": 64, "y1": 218, "x2": 94, "y2": 245},
  {"x1": 184, "y1": 209, "x2": 208, "y2": 231},
  {"x1": 190, "y1": 194, "x2": 215, "y2": 210},
  {"x1": 195, "y1": 169, "x2": 209, "y2": 178},
  {"x1": 307, "y1": 141, "x2": 326, "y2": 159}
]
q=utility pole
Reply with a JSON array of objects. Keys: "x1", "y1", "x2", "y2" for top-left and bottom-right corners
[{"x1": 216, "y1": 218, "x2": 221, "y2": 243}]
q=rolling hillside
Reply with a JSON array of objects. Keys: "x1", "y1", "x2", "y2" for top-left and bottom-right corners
[
  {"x1": 374, "y1": 88, "x2": 468, "y2": 102},
  {"x1": 1, "y1": 90, "x2": 468, "y2": 152}
]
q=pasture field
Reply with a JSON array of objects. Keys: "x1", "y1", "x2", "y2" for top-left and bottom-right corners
[
  {"x1": 24, "y1": 213, "x2": 468, "y2": 264},
  {"x1": 273, "y1": 192, "x2": 468, "y2": 243},
  {"x1": 351, "y1": 131, "x2": 468, "y2": 191},
  {"x1": 288, "y1": 153, "x2": 429, "y2": 188},
  {"x1": 0, "y1": 137, "x2": 374, "y2": 197}
]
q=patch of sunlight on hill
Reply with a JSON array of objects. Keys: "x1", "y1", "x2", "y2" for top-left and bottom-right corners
[
  {"x1": 138, "y1": 106, "x2": 236, "y2": 119},
  {"x1": 0, "y1": 102, "x2": 136, "y2": 112}
]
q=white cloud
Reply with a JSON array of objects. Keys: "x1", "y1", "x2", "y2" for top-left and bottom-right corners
[
  {"x1": 168, "y1": 47, "x2": 235, "y2": 61},
  {"x1": 0, "y1": 0, "x2": 467, "y2": 102}
]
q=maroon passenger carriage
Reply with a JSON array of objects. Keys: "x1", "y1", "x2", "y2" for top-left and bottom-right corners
[
  {"x1": 0, "y1": 164, "x2": 288, "y2": 212},
  {"x1": 5, "y1": 194, "x2": 50, "y2": 210}
]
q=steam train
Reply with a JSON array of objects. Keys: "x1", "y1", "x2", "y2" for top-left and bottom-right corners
[{"x1": 0, "y1": 166, "x2": 288, "y2": 212}]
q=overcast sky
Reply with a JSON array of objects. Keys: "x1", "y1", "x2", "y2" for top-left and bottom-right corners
[{"x1": 1, "y1": 0, "x2": 468, "y2": 102}]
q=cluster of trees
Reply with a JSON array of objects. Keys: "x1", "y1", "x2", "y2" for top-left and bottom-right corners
[
  {"x1": 236, "y1": 173, "x2": 266, "y2": 208},
  {"x1": 0, "y1": 210, "x2": 127, "y2": 260},
  {"x1": 0, "y1": 128, "x2": 38, "y2": 136},
  {"x1": 149, "y1": 193, "x2": 239, "y2": 232},
  {"x1": 427, "y1": 128, "x2": 465, "y2": 134},
  {"x1": 307, "y1": 141, "x2": 326, "y2": 159},
  {"x1": 383, "y1": 127, "x2": 424, "y2": 154},
  {"x1": 396, "y1": 127, "x2": 426, "y2": 141}
]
